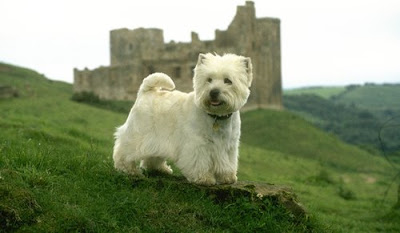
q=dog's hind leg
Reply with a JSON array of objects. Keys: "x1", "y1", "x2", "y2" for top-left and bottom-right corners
[
  {"x1": 113, "y1": 144, "x2": 144, "y2": 176},
  {"x1": 140, "y1": 157, "x2": 173, "y2": 174},
  {"x1": 114, "y1": 155, "x2": 143, "y2": 177}
]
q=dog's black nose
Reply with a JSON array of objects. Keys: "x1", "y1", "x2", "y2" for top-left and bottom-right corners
[{"x1": 210, "y1": 89, "x2": 220, "y2": 99}]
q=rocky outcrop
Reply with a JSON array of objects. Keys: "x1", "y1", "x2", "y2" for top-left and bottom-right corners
[
  {"x1": 202, "y1": 181, "x2": 306, "y2": 219},
  {"x1": 135, "y1": 173, "x2": 307, "y2": 220}
]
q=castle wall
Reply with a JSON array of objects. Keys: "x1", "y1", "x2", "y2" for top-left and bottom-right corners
[
  {"x1": 74, "y1": 63, "x2": 144, "y2": 100},
  {"x1": 142, "y1": 57, "x2": 196, "y2": 92}
]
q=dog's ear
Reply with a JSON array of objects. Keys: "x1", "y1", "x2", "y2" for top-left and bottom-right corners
[
  {"x1": 243, "y1": 57, "x2": 253, "y2": 87},
  {"x1": 197, "y1": 53, "x2": 207, "y2": 66}
]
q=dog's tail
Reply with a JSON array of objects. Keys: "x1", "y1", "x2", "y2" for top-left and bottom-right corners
[{"x1": 138, "y1": 72, "x2": 175, "y2": 94}]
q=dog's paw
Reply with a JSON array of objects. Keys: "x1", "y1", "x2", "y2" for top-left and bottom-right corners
[
  {"x1": 190, "y1": 173, "x2": 217, "y2": 186},
  {"x1": 116, "y1": 166, "x2": 145, "y2": 178},
  {"x1": 216, "y1": 173, "x2": 237, "y2": 185},
  {"x1": 114, "y1": 160, "x2": 145, "y2": 177},
  {"x1": 140, "y1": 159, "x2": 173, "y2": 175},
  {"x1": 157, "y1": 163, "x2": 173, "y2": 175}
]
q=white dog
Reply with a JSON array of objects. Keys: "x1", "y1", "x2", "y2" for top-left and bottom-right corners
[{"x1": 113, "y1": 53, "x2": 253, "y2": 186}]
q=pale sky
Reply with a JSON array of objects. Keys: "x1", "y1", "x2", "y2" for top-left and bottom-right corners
[{"x1": 1, "y1": 0, "x2": 399, "y2": 88}]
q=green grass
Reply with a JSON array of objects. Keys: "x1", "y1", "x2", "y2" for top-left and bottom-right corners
[
  {"x1": 1, "y1": 62, "x2": 399, "y2": 232},
  {"x1": 284, "y1": 86, "x2": 346, "y2": 99}
]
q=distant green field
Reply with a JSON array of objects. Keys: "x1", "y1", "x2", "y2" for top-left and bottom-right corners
[
  {"x1": 284, "y1": 83, "x2": 400, "y2": 112},
  {"x1": 334, "y1": 84, "x2": 400, "y2": 112},
  {"x1": 1, "y1": 63, "x2": 399, "y2": 232},
  {"x1": 284, "y1": 86, "x2": 346, "y2": 99},
  {"x1": 283, "y1": 84, "x2": 400, "y2": 153}
]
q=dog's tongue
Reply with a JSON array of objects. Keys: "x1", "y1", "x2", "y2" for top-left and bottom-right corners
[{"x1": 210, "y1": 100, "x2": 221, "y2": 106}]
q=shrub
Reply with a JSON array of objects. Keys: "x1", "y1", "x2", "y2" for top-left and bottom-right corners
[
  {"x1": 71, "y1": 92, "x2": 132, "y2": 113},
  {"x1": 71, "y1": 91, "x2": 100, "y2": 104}
]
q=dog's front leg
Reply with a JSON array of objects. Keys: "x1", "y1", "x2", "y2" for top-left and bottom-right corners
[
  {"x1": 214, "y1": 147, "x2": 238, "y2": 185},
  {"x1": 177, "y1": 146, "x2": 216, "y2": 186}
]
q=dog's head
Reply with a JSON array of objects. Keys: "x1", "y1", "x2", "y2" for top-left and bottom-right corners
[{"x1": 193, "y1": 53, "x2": 253, "y2": 116}]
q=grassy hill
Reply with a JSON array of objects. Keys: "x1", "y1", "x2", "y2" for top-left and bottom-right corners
[{"x1": 1, "y1": 63, "x2": 399, "y2": 232}]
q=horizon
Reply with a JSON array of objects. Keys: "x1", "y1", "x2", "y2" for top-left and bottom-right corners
[{"x1": 1, "y1": 60, "x2": 399, "y2": 90}]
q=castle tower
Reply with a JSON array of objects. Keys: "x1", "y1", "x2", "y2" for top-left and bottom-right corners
[
  {"x1": 214, "y1": 1, "x2": 282, "y2": 109},
  {"x1": 110, "y1": 28, "x2": 164, "y2": 66}
]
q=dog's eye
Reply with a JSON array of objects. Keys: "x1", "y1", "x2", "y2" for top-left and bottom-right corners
[
  {"x1": 224, "y1": 78, "x2": 232, "y2": 85},
  {"x1": 207, "y1": 78, "x2": 212, "y2": 83}
]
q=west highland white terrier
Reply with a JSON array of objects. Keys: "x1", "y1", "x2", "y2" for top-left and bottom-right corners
[{"x1": 113, "y1": 53, "x2": 253, "y2": 185}]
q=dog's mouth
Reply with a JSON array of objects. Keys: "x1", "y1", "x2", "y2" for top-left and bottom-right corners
[{"x1": 210, "y1": 100, "x2": 224, "y2": 106}]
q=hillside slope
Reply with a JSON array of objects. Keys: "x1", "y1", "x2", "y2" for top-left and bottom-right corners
[
  {"x1": 241, "y1": 109, "x2": 387, "y2": 172},
  {"x1": 0, "y1": 63, "x2": 318, "y2": 232},
  {"x1": 1, "y1": 63, "x2": 399, "y2": 232},
  {"x1": 238, "y1": 108, "x2": 400, "y2": 232}
]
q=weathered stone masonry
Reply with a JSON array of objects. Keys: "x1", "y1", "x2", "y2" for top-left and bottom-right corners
[{"x1": 74, "y1": 1, "x2": 282, "y2": 109}]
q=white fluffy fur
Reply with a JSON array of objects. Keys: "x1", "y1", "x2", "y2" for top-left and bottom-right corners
[{"x1": 113, "y1": 53, "x2": 253, "y2": 186}]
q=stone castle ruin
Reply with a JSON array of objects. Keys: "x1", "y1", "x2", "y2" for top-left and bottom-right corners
[{"x1": 74, "y1": 1, "x2": 282, "y2": 109}]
